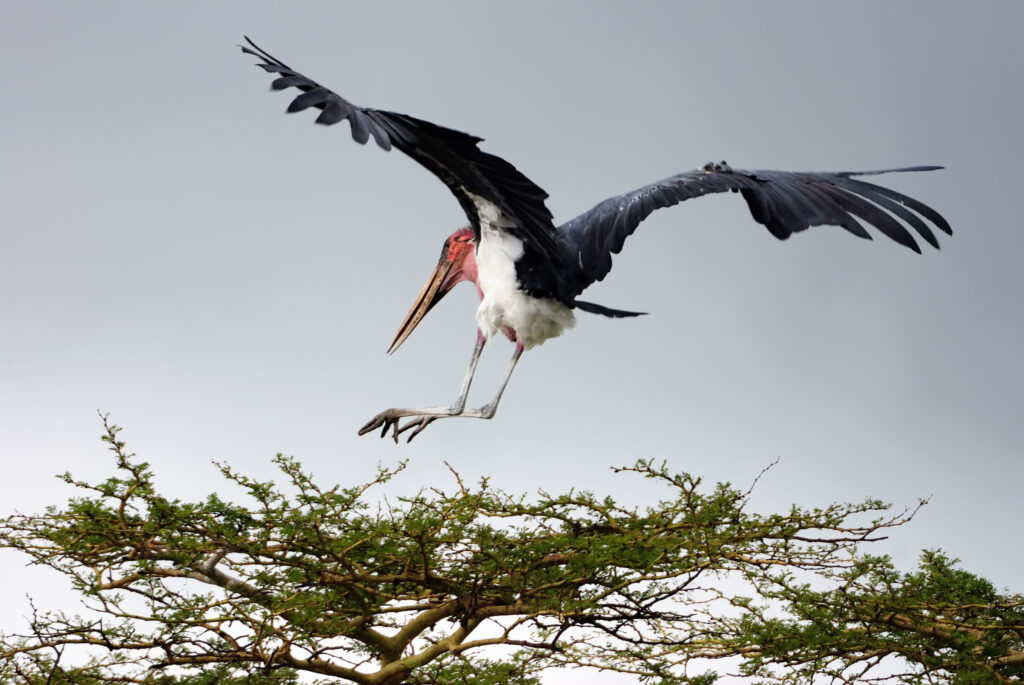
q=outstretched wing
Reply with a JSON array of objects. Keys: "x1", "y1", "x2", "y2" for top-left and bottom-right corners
[
  {"x1": 241, "y1": 38, "x2": 562, "y2": 265},
  {"x1": 556, "y1": 161, "x2": 952, "y2": 298}
]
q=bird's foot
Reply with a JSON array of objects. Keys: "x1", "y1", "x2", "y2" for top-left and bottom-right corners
[
  {"x1": 358, "y1": 410, "x2": 404, "y2": 443},
  {"x1": 357, "y1": 400, "x2": 497, "y2": 443},
  {"x1": 394, "y1": 416, "x2": 439, "y2": 443},
  {"x1": 358, "y1": 410, "x2": 442, "y2": 444}
]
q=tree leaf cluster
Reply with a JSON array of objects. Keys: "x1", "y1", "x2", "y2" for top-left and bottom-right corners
[{"x1": 2, "y1": 420, "x2": 1020, "y2": 683}]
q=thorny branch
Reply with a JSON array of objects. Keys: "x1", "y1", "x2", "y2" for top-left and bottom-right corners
[{"x1": 2, "y1": 420, "x2": 1020, "y2": 683}]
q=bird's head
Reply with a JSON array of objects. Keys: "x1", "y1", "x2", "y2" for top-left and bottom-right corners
[{"x1": 387, "y1": 227, "x2": 478, "y2": 354}]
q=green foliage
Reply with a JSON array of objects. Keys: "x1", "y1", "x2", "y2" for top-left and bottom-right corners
[
  {"x1": 1, "y1": 419, "x2": 1020, "y2": 683},
  {"x1": 0, "y1": 652, "x2": 298, "y2": 684},
  {"x1": 404, "y1": 654, "x2": 542, "y2": 684},
  {"x1": 731, "y1": 549, "x2": 1024, "y2": 683},
  {"x1": 154, "y1": 665, "x2": 299, "y2": 684}
]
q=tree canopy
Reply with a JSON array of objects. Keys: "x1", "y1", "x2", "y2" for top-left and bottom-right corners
[{"x1": 1, "y1": 419, "x2": 1021, "y2": 683}]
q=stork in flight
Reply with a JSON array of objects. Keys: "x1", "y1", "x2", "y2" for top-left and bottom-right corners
[{"x1": 242, "y1": 38, "x2": 952, "y2": 443}]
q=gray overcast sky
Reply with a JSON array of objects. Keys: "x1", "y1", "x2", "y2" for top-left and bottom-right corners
[{"x1": 1, "y1": 2, "x2": 1022, "y2": 681}]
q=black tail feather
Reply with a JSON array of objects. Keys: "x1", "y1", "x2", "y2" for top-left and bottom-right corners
[{"x1": 573, "y1": 299, "x2": 647, "y2": 318}]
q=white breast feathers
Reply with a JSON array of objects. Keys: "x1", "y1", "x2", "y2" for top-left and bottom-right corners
[{"x1": 468, "y1": 192, "x2": 575, "y2": 350}]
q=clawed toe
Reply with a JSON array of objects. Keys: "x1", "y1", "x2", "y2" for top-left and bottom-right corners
[
  {"x1": 358, "y1": 411, "x2": 441, "y2": 443},
  {"x1": 358, "y1": 413, "x2": 400, "y2": 442},
  {"x1": 395, "y1": 416, "x2": 438, "y2": 443}
]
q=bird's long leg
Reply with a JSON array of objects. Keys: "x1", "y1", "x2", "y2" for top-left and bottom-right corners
[
  {"x1": 359, "y1": 339, "x2": 527, "y2": 443},
  {"x1": 448, "y1": 332, "x2": 486, "y2": 414},
  {"x1": 455, "y1": 340, "x2": 524, "y2": 420},
  {"x1": 358, "y1": 333, "x2": 486, "y2": 442},
  {"x1": 392, "y1": 340, "x2": 524, "y2": 441}
]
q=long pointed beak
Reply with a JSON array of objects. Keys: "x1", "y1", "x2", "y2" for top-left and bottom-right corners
[{"x1": 387, "y1": 255, "x2": 455, "y2": 354}]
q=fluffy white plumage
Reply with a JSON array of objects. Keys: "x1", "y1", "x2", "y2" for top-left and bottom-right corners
[{"x1": 469, "y1": 193, "x2": 576, "y2": 350}]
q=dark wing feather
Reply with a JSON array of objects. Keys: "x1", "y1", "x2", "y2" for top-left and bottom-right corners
[
  {"x1": 241, "y1": 38, "x2": 562, "y2": 265},
  {"x1": 556, "y1": 161, "x2": 951, "y2": 298}
]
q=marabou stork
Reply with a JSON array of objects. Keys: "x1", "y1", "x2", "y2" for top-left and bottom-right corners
[{"x1": 242, "y1": 38, "x2": 952, "y2": 443}]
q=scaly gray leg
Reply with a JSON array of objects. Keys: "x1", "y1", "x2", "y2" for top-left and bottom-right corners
[{"x1": 359, "y1": 340, "x2": 524, "y2": 443}]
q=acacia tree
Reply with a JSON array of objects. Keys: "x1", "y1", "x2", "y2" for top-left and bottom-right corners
[
  {"x1": 735, "y1": 549, "x2": 1024, "y2": 683},
  {"x1": 1, "y1": 419, "x2": 1021, "y2": 683}
]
